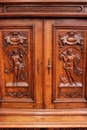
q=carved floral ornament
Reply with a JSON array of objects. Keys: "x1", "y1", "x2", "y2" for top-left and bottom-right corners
[{"x1": 59, "y1": 31, "x2": 84, "y2": 51}]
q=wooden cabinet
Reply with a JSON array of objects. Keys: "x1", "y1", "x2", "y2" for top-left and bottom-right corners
[
  {"x1": 1, "y1": 19, "x2": 87, "y2": 109},
  {"x1": 0, "y1": 1, "x2": 87, "y2": 129}
]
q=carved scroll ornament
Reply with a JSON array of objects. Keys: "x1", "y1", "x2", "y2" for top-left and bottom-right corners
[
  {"x1": 59, "y1": 31, "x2": 84, "y2": 51},
  {"x1": 3, "y1": 32, "x2": 28, "y2": 51},
  {"x1": 6, "y1": 92, "x2": 29, "y2": 98},
  {"x1": 59, "y1": 91, "x2": 82, "y2": 98}
]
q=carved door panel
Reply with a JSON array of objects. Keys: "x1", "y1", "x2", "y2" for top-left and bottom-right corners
[
  {"x1": 0, "y1": 19, "x2": 43, "y2": 108},
  {"x1": 44, "y1": 19, "x2": 87, "y2": 109}
]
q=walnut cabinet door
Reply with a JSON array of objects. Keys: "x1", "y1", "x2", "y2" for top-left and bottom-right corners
[
  {"x1": 44, "y1": 19, "x2": 87, "y2": 109},
  {"x1": 0, "y1": 19, "x2": 43, "y2": 109}
]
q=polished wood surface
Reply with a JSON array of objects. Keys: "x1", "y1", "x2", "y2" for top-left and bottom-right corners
[
  {"x1": 0, "y1": 128, "x2": 87, "y2": 130},
  {"x1": 0, "y1": 19, "x2": 43, "y2": 109},
  {"x1": 44, "y1": 19, "x2": 87, "y2": 109},
  {"x1": 0, "y1": 0, "x2": 87, "y2": 129}
]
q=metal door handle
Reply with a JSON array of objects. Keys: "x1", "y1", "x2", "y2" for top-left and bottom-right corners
[
  {"x1": 48, "y1": 59, "x2": 51, "y2": 74},
  {"x1": 37, "y1": 59, "x2": 40, "y2": 74}
]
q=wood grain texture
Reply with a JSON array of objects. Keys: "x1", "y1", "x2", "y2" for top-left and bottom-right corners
[
  {"x1": 0, "y1": 0, "x2": 87, "y2": 3},
  {"x1": 0, "y1": 19, "x2": 43, "y2": 109},
  {"x1": 0, "y1": 128, "x2": 86, "y2": 130},
  {"x1": 0, "y1": 0, "x2": 87, "y2": 128},
  {"x1": 0, "y1": 4, "x2": 87, "y2": 17}
]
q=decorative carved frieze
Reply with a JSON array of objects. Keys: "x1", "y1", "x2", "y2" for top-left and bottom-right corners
[
  {"x1": 0, "y1": 5, "x2": 87, "y2": 17},
  {"x1": 1, "y1": 5, "x2": 87, "y2": 17},
  {"x1": 3, "y1": 5, "x2": 84, "y2": 13}
]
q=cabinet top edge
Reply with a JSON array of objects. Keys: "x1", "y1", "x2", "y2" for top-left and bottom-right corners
[{"x1": 0, "y1": 0, "x2": 87, "y2": 4}]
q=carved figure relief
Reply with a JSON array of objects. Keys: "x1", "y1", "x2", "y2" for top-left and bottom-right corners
[
  {"x1": 2, "y1": 31, "x2": 30, "y2": 98},
  {"x1": 59, "y1": 31, "x2": 84, "y2": 51},
  {"x1": 53, "y1": 27, "x2": 85, "y2": 101},
  {"x1": 59, "y1": 49, "x2": 82, "y2": 86},
  {"x1": 60, "y1": 75, "x2": 68, "y2": 84},
  {"x1": 5, "y1": 48, "x2": 28, "y2": 86},
  {"x1": 3, "y1": 32, "x2": 28, "y2": 51}
]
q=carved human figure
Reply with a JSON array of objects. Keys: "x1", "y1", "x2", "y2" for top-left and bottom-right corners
[
  {"x1": 11, "y1": 49, "x2": 25, "y2": 85},
  {"x1": 5, "y1": 49, "x2": 25, "y2": 86},
  {"x1": 60, "y1": 49, "x2": 82, "y2": 85}
]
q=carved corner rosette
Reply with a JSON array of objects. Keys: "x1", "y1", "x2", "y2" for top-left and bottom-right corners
[
  {"x1": 3, "y1": 32, "x2": 28, "y2": 51},
  {"x1": 59, "y1": 31, "x2": 84, "y2": 52}
]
